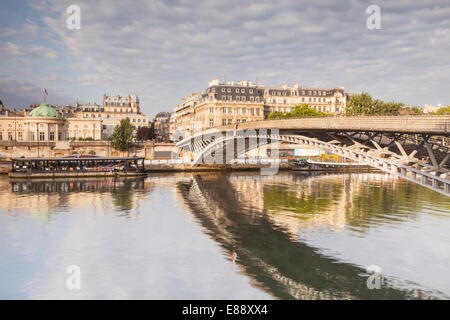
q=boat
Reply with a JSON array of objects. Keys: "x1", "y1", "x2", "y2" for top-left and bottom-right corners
[
  {"x1": 9, "y1": 156, "x2": 147, "y2": 178},
  {"x1": 291, "y1": 159, "x2": 375, "y2": 172}
]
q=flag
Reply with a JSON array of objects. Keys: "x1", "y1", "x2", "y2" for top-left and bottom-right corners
[{"x1": 44, "y1": 89, "x2": 48, "y2": 95}]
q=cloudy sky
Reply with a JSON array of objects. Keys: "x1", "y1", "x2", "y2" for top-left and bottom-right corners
[{"x1": 1, "y1": 0, "x2": 450, "y2": 117}]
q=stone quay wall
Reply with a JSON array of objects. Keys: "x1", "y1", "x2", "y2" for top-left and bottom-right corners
[{"x1": 0, "y1": 141, "x2": 178, "y2": 160}]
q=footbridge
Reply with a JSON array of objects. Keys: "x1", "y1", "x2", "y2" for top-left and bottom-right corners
[{"x1": 176, "y1": 116, "x2": 450, "y2": 196}]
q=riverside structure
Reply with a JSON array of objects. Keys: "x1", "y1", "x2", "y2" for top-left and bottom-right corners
[{"x1": 170, "y1": 79, "x2": 347, "y2": 141}]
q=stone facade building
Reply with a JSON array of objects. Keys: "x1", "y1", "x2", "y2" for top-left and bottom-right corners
[
  {"x1": 170, "y1": 79, "x2": 347, "y2": 141},
  {"x1": 0, "y1": 93, "x2": 149, "y2": 143},
  {"x1": 74, "y1": 94, "x2": 149, "y2": 139},
  {"x1": 153, "y1": 112, "x2": 171, "y2": 142},
  {"x1": 0, "y1": 103, "x2": 102, "y2": 142}
]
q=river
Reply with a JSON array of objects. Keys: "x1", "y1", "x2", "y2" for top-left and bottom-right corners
[{"x1": 0, "y1": 171, "x2": 449, "y2": 299}]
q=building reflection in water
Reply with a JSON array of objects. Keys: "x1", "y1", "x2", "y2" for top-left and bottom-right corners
[
  {"x1": 176, "y1": 172, "x2": 449, "y2": 300},
  {"x1": 4, "y1": 177, "x2": 149, "y2": 220},
  {"x1": 2, "y1": 172, "x2": 449, "y2": 299}
]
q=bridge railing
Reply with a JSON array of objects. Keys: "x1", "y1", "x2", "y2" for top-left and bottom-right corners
[{"x1": 216, "y1": 115, "x2": 450, "y2": 134}]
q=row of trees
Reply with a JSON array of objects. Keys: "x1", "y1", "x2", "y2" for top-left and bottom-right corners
[
  {"x1": 268, "y1": 93, "x2": 449, "y2": 119},
  {"x1": 435, "y1": 106, "x2": 450, "y2": 115},
  {"x1": 110, "y1": 118, "x2": 154, "y2": 152},
  {"x1": 268, "y1": 104, "x2": 328, "y2": 119},
  {"x1": 345, "y1": 92, "x2": 407, "y2": 116}
]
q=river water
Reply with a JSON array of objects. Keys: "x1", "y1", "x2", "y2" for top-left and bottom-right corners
[{"x1": 0, "y1": 171, "x2": 449, "y2": 300}]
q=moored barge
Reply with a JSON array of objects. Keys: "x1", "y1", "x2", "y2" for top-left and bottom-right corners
[
  {"x1": 291, "y1": 159, "x2": 376, "y2": 172},
  {"x1": 9, "y1": 155, "x2": 147, "y2": 178}
]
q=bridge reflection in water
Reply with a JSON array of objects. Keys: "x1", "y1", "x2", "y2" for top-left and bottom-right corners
[
  {"x1": 176, "y1": 172, "x2": 449, "y2": 299},
  {"x1": 3, "y1": 173, "x2": 449, "y2": 299}
]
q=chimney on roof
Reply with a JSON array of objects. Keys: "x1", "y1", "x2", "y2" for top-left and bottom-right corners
[{"x1": 209, "y1": 78, "x2": 220, "y2": 87}]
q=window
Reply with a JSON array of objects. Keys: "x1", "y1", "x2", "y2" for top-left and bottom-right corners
[
  {"x1": 222, "y1": 88, "x2": 225, "y2": 92},
  {"x1": 242, "y1": 96, "x2": 246, "y2": 102},
  {"x1": 222, "y1": 119, "x2": 227, "y2": 125},
  {"x1": 0, "y1": 132, "x2": 2, "y2": 140},
  {"x1": 241, "y1": 89, "x2": 245, "y2": 93},
  {"x1": 49, "y1": 132, "x2": 55, "y2": 141},
  {"x1": 250, "y1": 96, "x2": 254, "y2": 102},
  {"x1": 228, "y1": 119, "x2": 232, "y2": 125},
  {"x1": 236, "y1": 89, "x2": 239, "y2": 93},
  {"x1": 209, "y1": 119, "x2": 214, "y2": 127},
  {"x1": 30, "y1": 132, "x2": 35, "y2": 141},
  {"x1": 227, "y1": 88, "x2": 231, "y2": 93},
  {"x1": 256, "y1": 109, "x2": 260, "y2": 116},
  {"x1": 39, "y1": 132, "x2": 45, "y2": 141},
  {"x1": 8, "y1": 132, "x2": 13, "y2": 141},
  {"x1": 249, "y1": 89, "x2": 253, "y2": 93},
  {"x1": 209, "y1": 107, "x2": 214, "y2": 113}
]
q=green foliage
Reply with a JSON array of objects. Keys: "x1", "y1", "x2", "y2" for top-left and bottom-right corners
[
  {"x1": 78, "y1": 137, "x2": 94, "y2": 141},
  {"x1": 345, "y1": 92, "x2": 404, "y2": 116},
  {"x1": 88, "y1": 150, "x2": 96, "y2": 155},
  {"x1": 410, "y1": 106, "x2": 424, "y2": 115},
  {"x1": 435, "y1": 106, "x2": 450, "y2": 115},
  {"x1": 110, "y1": 118, "x2": 135, "y2": 152},
  {"x1": 268, "y1": 104, "x2": 328, "y2": 119}
]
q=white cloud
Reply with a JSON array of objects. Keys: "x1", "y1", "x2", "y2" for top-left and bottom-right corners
[{"x1": 1, "y1": 0, "x2": 450, "y2": 113}]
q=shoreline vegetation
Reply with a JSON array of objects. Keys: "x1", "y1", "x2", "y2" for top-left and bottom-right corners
[{"x1": 267, "y1": 92, "x2": 450, "y2": 120}]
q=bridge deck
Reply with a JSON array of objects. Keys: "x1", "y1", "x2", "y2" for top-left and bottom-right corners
[{"x1": 215, "y1": 115, "x2": 450, "y2": 135}]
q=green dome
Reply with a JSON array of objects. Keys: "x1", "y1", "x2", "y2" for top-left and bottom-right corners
[{"x1": 29, "y1": 103, "x2": 59, "y2": 117}]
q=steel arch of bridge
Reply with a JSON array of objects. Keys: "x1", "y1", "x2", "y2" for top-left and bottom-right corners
[{"x1": 177, "y1": 130, "x2": 450, "y2": 196}]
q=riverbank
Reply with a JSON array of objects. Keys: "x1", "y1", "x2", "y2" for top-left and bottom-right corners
[{"x1": 1, "y1": 161, "x2": 382, "y2": 175}]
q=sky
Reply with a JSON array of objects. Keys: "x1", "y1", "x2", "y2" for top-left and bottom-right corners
[{"x1": 1, "y1": 0, "x2": 450, "y2": 118}]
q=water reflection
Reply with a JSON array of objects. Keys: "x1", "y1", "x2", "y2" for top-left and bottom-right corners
[
  {"x1": 1, "y1": 172, "x2": 449, "y2": 299},
  {"x1": 176, "y1": 172, "x2": 450, "y2": 299},
  {"x1": 4, "y1": 177, "x2": 149, "y2": 220}
]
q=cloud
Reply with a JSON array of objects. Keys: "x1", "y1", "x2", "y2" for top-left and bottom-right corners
[
  {"x1": 0, "y1": 73, "x2": 71, "y2": 107},
  {"x1": 1, "y1": 0, "x2": 450, "y2": 113}
]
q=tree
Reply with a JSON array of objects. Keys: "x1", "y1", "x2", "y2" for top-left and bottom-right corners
[
  {"x1": 436, "y1": 106, "x2": 450, "y2": 115},
  {"x1": 290, "y1": 104, "x2": 327, "y2": 117},
  {"x1": 268, "y1": 111, "x2": 287, "y2": 120},
  {"x1": 346, "y1": 92, "x2": 404, "y2": 116},
  {"x1": 136, "y1": 126, "x2": 153, "y2": 141},
  {"x1": 409, "y1": 106, "x2": 424, "y2": 115},
  {"x1": 268, "y1": 104, "x2": 328, "y2": 119},
  {"x1": 110, "y1": 118, "x2": 134, "y2": 152}
]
